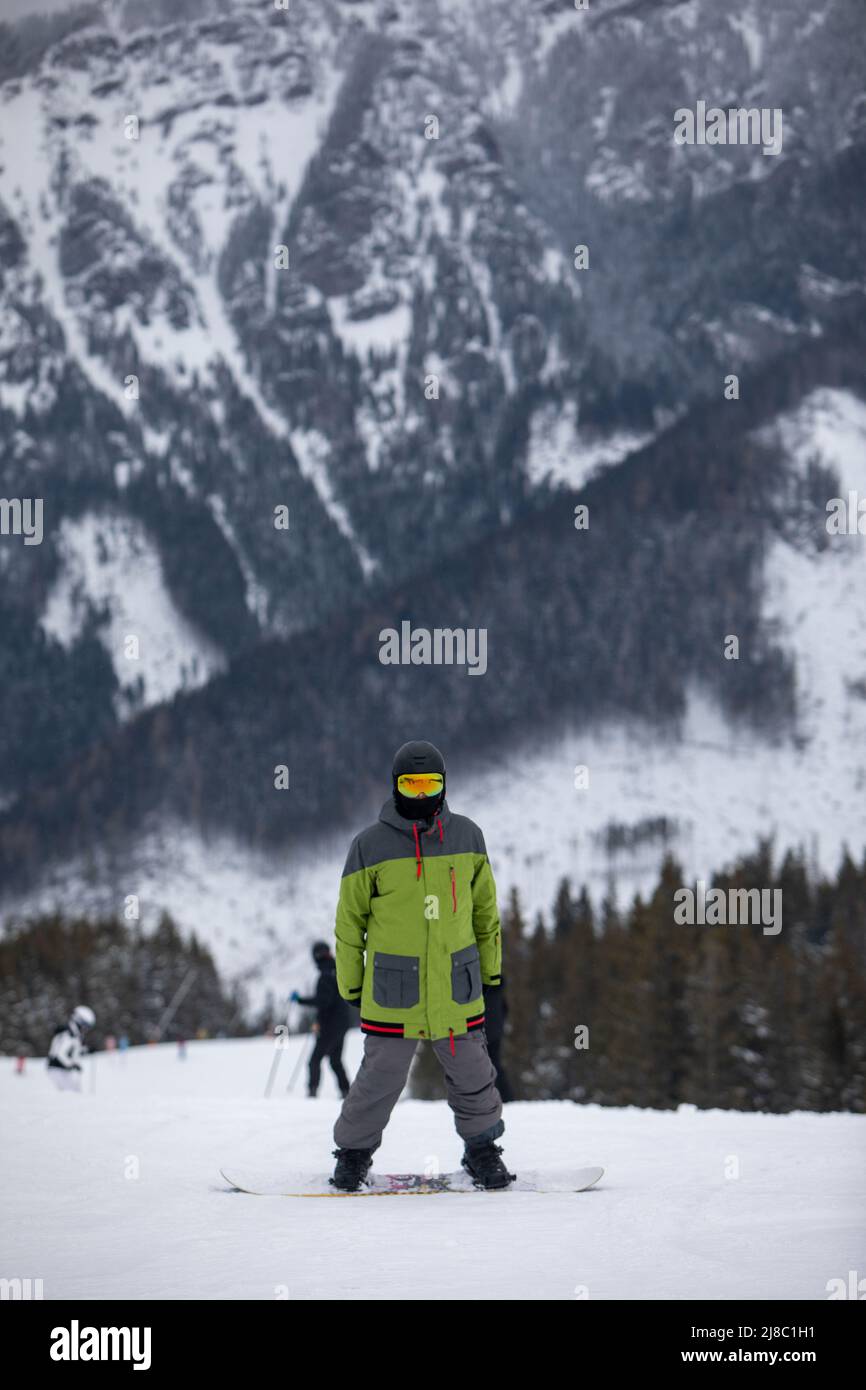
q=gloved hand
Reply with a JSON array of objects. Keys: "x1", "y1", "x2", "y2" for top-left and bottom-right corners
[
  {"x1": 347, "y1": 998, "x2": 361, "y2": 1009},
  {"x1": 289, "y1": 990, "x2": 300, "y2": 1003}
]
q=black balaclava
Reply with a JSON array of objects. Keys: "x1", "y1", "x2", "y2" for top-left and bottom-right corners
[
  {"x1": 312, "y1": 941, "x2": 332, "y2": 970},
  {"x1": 392, "y1": 740, "x2": 446, "y2": 823}
]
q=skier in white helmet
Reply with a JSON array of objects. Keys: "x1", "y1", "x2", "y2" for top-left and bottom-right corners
[{"x1": 47, "y1": 1006, "x2": 95, "y2": 1091}]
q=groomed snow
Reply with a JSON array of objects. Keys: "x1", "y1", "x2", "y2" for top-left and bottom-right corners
[{"x1": 2, "y1": 1036, "x2": 862, "y2": 1300}]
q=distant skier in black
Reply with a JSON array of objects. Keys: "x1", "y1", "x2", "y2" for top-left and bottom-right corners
[
  {"x1": 291, "y1": 942, "x2": 351, "y2": 1098},
  {"x1": 483, "y1": 978, "x2": 514, "y2": 1103}
]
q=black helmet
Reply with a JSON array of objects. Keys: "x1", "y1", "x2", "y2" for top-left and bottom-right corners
[
  {"x1": 392, "y1": 740, "x2": 446, "y2": 821},
  {"x1": 311, "y1": 940, "x2": 331, "y2": 964}
]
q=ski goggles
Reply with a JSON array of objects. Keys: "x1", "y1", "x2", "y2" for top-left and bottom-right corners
[{"x1": 396, "y1": 772, "x2": 444, "y2": 798}]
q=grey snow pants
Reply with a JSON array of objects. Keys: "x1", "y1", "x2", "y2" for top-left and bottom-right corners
[{"x1": 333, "y1": 1030, "x2": 504, "y2": 1154}]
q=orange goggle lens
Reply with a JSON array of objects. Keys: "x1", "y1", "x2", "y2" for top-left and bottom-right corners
[{"x1": 397, "y1": 773, "x2": 444, "y2": 798}]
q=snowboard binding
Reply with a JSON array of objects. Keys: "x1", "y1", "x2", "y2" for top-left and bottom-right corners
[
  {"x1": 330, "y1": 1146, "x2": 374, "y2": 1192},
  {"x1": 461, "y1": 1141, "x2": 516, "y2": 1190}
]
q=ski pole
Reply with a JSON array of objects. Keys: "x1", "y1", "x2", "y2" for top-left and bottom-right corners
[
  {"x1": 263, "y1": 1042, "x2": 283, "y2": 1099},
  {"x1": 263, "y1": 999, "x2": 293, "y2": 1098},
  {"x1": 286, "y1": 1033, "x2": 314, "y2": 1094},
  {"x1": 153, "y1": 967, "x2": 198, "y2": 1043}
]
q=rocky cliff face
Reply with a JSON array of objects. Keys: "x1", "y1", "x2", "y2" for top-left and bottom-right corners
[{"x1": 0, "y1": 0, "x2": 863, "y2": 865}]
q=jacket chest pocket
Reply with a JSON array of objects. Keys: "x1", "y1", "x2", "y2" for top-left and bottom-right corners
[
  {"x1": 372, "y1": 952, "x2": 420, "y2": 1009},
  {"x1": 450, "y1": 944, "x2": 482, "y2": 1005}
]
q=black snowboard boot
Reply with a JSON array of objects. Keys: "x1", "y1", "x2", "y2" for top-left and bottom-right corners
[
  {"x1": 330, "y1": 1147, "x2": 373, "y2": 1192},
  {"x1": 461, "y1": 1141, "x2": 515, "y2": 1190}
]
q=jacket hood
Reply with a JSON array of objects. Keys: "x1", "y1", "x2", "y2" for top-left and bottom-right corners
[{"x1": 378, "y1": 797, "x2": 452, "y2": 836}]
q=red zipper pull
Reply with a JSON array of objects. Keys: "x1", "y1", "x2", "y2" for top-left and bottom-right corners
[
  {"x1": 413, "y1": 823, "x2": 422, "y2": 879},
  {"x1": 450, "y1": 866, "x2": 457, "y2": 912},
  {"x1": 449, "y1": 1027, "x2": 455, "y2": 1056}
]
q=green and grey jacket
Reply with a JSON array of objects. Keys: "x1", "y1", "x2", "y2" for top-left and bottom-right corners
[{"x1": 335, "y1": 799, "x2": 501, "y2": 1045}]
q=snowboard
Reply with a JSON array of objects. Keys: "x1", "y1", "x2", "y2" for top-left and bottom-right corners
[{"x1": 219, "y1": 1165, "x2": 604, "y2": 1197}]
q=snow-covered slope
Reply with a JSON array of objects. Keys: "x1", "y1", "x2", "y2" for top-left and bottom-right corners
[
  {"x1": 41, "y1": 509, "x2": 225, "y2": 714},
  {"x1": 1, "y1": 1036, "x2": 862, "y2": 1299},
  {"x1": 525, "y1": 397, "x2": 653, "y2": 490}
]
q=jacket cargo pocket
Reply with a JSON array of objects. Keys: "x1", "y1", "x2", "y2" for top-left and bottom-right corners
[
  {"x1": 450, "y1": 943, "x2": 482, "y2": 1005},
  {"x1": 372, "y1": 952, "x2": 420, "y2": 1009}
]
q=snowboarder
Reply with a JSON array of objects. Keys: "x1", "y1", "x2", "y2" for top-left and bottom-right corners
[
  {"x1": 46, "y1": 1005, "x2": 95, "y2": 1092},
  {"x1": 331, "y1": 740, "x2": 512, "y2": 1191},
  {"x1": 291, "y1": 942, "x2": 351, "y2": 1098}
]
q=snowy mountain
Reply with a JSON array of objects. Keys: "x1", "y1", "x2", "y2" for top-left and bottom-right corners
[
  {"x1": 1, "y1": 0, "x2": 865, "y2": 967},
  {"x1": 4, "y1": 376, "x2": 865, "y2": 1007}
]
